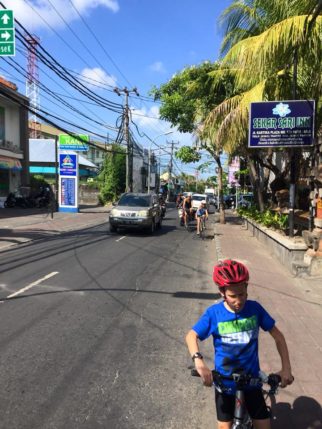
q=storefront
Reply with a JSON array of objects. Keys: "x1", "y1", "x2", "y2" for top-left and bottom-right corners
[{"x1": 0, "y1": 155, "x2": 22, "y2": 197}]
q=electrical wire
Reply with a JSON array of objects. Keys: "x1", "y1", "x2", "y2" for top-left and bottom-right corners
[
  {"x1": 15, "y1": 29, "x2": 123, "y2": 113},
  {"x1": 45, "y1": 0, "x2": 118, "y2": 84},
  {"x1": 4, "y1": 5, "x2": 125, "y2": 113},
  {"x1": 2, "y1": 56, "x2": 120, "y2": 134},
  {"x1": 0, "y1": 64, "x2": 119, "y2": 140},
  {"x1": 23, "y1": 0, "x2": 161, "y2": 107},
  {"x1": 66, "y1": 0, "x2": 134, "y2": 89}
]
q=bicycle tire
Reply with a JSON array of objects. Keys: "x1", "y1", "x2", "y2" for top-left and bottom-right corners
[{"x1": 199, "y1": 220, "x2": 204, "y2": 239}]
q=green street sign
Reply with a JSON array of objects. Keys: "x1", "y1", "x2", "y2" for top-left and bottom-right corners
[
  {"x1": 0, "y1": 10, "x2": 15, "y2": 56},
  {"x1": 59, "y1": 134, "x2": 89, "y2": 151},
  {"x1": 0, "y1": 29, "x2": 14, "y2": 42},
  {"x1": 0, "y1": 10, "x2": 14, "y2": 28}
]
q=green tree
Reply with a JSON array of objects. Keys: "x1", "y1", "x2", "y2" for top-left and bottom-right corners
[
  {"x1": 175, "y1": 146, "x2": 201, "y2": 163},
  {"x1": 152, "y1": 62, "x2": 233, "y2": 133},
  {"x1": 98, "y1": 144, "x2": 126, "y2": 204},
  {"x1": 153, "y1": 62, "x2": 234, "y2": 222},
  {"x1": 202, "y1": 0, "x2": 322, "y2": 211}
]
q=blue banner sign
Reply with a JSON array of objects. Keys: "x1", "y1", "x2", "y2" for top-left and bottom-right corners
[
  {"x1": 249, "y1": 100, "x2": 315, "y2": 148},
  {"x1": 61, "y1": 177, "x2": 76, "y2": 206},
  {"x1": 59, "y1": 153, "x2": 77, "y2": 176}
]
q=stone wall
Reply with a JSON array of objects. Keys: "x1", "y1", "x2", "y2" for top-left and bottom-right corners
[
  {"x1": 79, "y1": 185, "x2": 100, "y2": 205},
  {"x1": 243, "y1": 218, "x2": 308, "y2": 274}
]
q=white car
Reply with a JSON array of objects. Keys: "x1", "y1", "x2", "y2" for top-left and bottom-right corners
[{"x1": 191, "y1": 193, "x2": 210, "y2": 211}]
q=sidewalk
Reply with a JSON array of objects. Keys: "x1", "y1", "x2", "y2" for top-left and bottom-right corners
[
  {"x1": 213, "y1": 212, "x2": 322, "y2": 427},
  {"x1": 0, "y1": 204, "x2": 111, "y2": 252}
]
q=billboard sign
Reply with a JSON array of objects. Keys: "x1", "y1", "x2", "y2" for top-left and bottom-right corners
[
  {"x1": 58, "y1": 134, "x2": 89, "y2": 151},
  {"x1": 60, "y1": 177, "x2": 76, "y2": 206},
  {"x1": 249, "y1": 100, "x2": 315, "y2": 148},
  {"x1": 58, "y1": 152, "x2": 79, "y2": 213},
  {"x1": 59, "y1": 153, "x2": 77, "y2": 176}
]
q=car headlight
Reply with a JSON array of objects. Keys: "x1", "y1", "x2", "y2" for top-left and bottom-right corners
[
  {"x1": 110, "y1": 208, "x2": 119, "y2": 216},
  {"x1": 137, "y1": 210, "x2": 149, "y2": 217}
]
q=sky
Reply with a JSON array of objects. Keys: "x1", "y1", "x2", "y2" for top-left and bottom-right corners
[{"x1": 0, "y1": 0, "x2": 232, "y2": 178}]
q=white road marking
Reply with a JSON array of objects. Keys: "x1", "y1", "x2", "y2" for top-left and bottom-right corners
[
  {"x1": 116, "y1": 236, "x2": 126, "y2": 242},
  {"x1": 4, "y1": 272, "x2": 59, "y2": 300}
]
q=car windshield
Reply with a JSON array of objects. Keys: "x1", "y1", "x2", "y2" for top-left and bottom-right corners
[
  {"x1": 193, "y1": 195, "x2": 206, "y2": 201},
  {"x1": 241, "y1": 195, "x2": 253, "y2": 201},
  {"x1": 118, "y1": 195, "x2": 151, "y2": 207}
]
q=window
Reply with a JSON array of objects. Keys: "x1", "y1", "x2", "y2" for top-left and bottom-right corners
[{"x1": 119, "y1": 194, "x2": 151, "y2": 207}]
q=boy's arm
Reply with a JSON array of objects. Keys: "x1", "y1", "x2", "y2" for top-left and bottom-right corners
[
  {"x1": 269, "y1": 325, "x2": 294, "y2": 387},
  {"x1": 185, "y1": 329, "x2": 213, "y2": 386}
]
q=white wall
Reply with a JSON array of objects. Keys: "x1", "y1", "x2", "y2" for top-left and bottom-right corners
[
  {"x1": 3, "y1": 101, "x2": 20, "y2": 147},
  {"x1": 132, "y1": 155, "x2": 144, "y2": 192}
]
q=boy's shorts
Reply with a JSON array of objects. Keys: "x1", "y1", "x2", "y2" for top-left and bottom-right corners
[{"x1": 215, "y1": 388, "x2": 271, "y2": 422}]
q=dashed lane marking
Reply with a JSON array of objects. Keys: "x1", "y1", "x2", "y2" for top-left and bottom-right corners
[
  {"x1": 1, "y1": 271, "x2": 59, "y2": 302},
  {"x1": 116, "y1": 236, "x2": 126, "y2": 242}
]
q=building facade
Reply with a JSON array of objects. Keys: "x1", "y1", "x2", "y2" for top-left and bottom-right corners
[{"x1": 0, "y1": 80, "x2": 29, "y2": 201}]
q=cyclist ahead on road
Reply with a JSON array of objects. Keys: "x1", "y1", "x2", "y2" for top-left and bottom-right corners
[
  {"x1": 176, "y1": 193, "x2": 183, "y2": 208},
  {"x1": 182, "y1": 194, "x2": 193, "y2": 227},
  {"x1": 195, "y1": 201, "x2": 208, "y2": 235},
  {"x1": 185, "y1": 259, "x2": 294, "y2": 429}
]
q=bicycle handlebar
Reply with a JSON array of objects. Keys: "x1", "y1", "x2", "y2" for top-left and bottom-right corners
[{"x1": 191, "y1": 369, "x2": 281, "y2": 394}]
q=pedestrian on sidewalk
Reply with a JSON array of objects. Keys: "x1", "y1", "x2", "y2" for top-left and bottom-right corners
[{"x1": 185, "y1": 259, "x2": 294, "y2": 429}]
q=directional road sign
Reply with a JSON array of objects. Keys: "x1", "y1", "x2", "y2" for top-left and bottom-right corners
[{"x1": 0, "y1": 10, "x2": 15, "y2": 56}]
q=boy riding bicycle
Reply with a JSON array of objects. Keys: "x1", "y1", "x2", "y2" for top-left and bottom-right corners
[
  {"x1": 196, "y1": 201, "x2": 208, "y2": 235},
  {"x1": 185, "y1": 259, "x2": 293, "y2": 429}
]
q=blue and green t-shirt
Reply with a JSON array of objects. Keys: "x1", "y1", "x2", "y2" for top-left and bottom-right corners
[{"x1": 192, "y1": 300, "x2": 275, "y2": 393}]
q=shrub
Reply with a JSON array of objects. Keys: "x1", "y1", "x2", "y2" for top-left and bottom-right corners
[{"x1": 237, "y1": 206, "x2": 288, "y2": 231}]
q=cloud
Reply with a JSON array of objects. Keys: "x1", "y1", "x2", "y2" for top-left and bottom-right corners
[
  {"x1": 73, "y1": 0, "x2": 119, "y2": 13},
  {"x1": 131, "y1": 105, "x2": 194, "y2": 147},
  {"x1": 79, "y1": 67, "x2": 117, "y2": 89},
  {"x1": 149, "y1": 61, "x2": 166, "y2": 73},
  {"x1": 131, "y1": 105, "x2": 162, "y2": 129},
  {"x1": 1, "y1": 0, "x2": 119, "y2": 31}
]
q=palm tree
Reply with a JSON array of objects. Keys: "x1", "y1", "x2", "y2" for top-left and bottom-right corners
[{"x1": 202, "y1": 0, "x2": 322, "y2": 211}]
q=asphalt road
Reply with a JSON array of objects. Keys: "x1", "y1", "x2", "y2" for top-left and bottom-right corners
[{"x1": 0, "y1": 206, "x2": 219, "y2": 429}]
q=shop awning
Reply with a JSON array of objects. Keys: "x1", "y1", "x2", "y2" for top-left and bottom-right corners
[{"x1": 0, "y1": 156, "x2": 22, "y2": 170}]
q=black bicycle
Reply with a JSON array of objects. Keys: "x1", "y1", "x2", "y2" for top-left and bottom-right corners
[
  {"x1": 197, "y1": 215, "x2": 207, "y2": 239},
  {"x1": 191, "y1": 368, "x2": 281, "y2": 429}
]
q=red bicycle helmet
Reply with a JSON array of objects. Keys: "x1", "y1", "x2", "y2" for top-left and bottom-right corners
[{"x1": 213, "y1": 259, "x2": 249, "y2": 287}]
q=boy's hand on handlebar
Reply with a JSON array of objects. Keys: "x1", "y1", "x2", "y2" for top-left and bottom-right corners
[
  {"x1": 277, "y1": 369, "x2": 294, "y2": 388},
  {"x1": 195, "y1": 362, "x2": 213, "y2": 386}
]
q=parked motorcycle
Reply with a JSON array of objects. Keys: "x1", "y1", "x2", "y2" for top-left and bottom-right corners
[
  {"x1": 34, "y1": 186, "x2": 51, "y2": 208},
  {"x1": 4, "y1": 192, "x2": 16, "y2": 208},
  {"x1": 4, "y1": 192, "x2": 35, "y2": 208},
  {"x1": 4, "y1": 186, "x2": 52, "y2": 209}
]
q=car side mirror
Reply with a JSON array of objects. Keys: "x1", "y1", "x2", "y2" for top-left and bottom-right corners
[{"x1": 112, "y1": 201, "x2": 117, "y2": 206}]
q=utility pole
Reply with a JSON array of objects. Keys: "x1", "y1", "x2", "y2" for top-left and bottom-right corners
[
  {"x1": 114, "y1": 86, "x2": 139, "y2": 192},
  {"x1": 147, "y1": 131, "x2": 173, "y2": 193},
  {"x1": 167, "y1": 141, "x2": 178, "y2": 202}
]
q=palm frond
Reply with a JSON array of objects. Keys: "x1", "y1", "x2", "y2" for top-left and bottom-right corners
[
  {"x1": 223, "y1": 15, "x2": 322, "y2": 79},
  {"x1": 202, "y1": 81, "x2": 267, "y2": 154}
]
